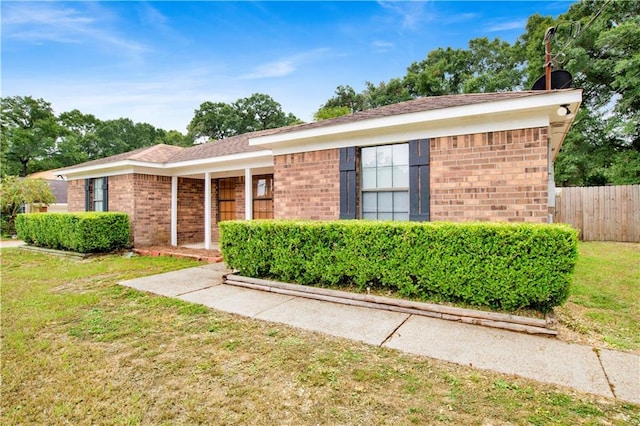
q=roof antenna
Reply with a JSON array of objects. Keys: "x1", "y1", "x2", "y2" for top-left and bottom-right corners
[{"x1": 544, "y1": 27, "x2": 557, "y2": 91}]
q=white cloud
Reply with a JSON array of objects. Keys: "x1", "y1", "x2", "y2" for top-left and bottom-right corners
[
  {"x1": 487, "y1": 20, "x2": 527, "y2": 32},
  {"x1": 372, "y1": 40, "x2": 394, "y2": 53},
  {"x1": 238, "y1": 48, "x2": 330, "y2": 80},
  {"x1": 2, "y1": 4, "x2": 94, "y2": 26},
  {"x1": 376, "y1": 0, "x2": 430, "y2": 31},
  {"x1": 2, "y1": 2, "x2": 148, "y2": 55},
  {"x1": 239, "y1": 60, "x2": 297, "y2": 80}
]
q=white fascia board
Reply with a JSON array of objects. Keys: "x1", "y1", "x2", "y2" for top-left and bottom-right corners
[
  {"x1": 270, "y1": 112, "x2": 550, "y2": 156},
  {"x1": 61, "y1": 162, "x2": 171, "y2": 180},
  {"x1": 170, "y1": 157, "x2": 274, "y2": 177},
  {"x1": 250, "y1": 90, "x2": 582, "y2": 149},
  {"x1": 60, "y1": 150, "x2": 273, "y2": 180},
  {"x1": 167, "y1": 150, "x2": 273, "y2": 170}
]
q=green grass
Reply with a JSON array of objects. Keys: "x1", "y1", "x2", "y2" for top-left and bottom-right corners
[
  {"x1": 555, "y1": 242, "x2": 640, "y2": 351},
  {"x1": 1, "y1": 247, "x2": 639, "y2": 425}
]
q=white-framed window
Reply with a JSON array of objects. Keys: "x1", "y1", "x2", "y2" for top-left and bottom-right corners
[{"x1": 361, "y1": 143, "x2": 409, "y2": 220}]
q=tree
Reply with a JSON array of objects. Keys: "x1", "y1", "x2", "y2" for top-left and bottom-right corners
[
  {"x1": 234, "y1": 93, "x2": 301, "y2": 133},
  {"x1": 89, "y1": 118, "x2": 167, "y2": 158},
  {"x1": 362, "y1": 78, "x2": 413, "y2": 109},
  {"x1": 314, "y1": 0, "x2": 640, "y2": 185},
  {"x1": 0, "y1": 96, "x2": 61, "y2": 177},
  {"x1": 404, "y1": 46, "x2": 473, "y2": 96},
  {"x1": 54, "y1": 109, "x2": 100, "y2": 168},
  {"x1": 313, "y1": 106, "x2": 350, "y2": 121},
  {"x1": 187, "y1": 94, "x2": 301, "y2": 142},
  {"x1": 163, "y1": 130, "x2": 193, "y2": 147},
  {"x1": 404, "y1": 37, "x2": 525, "y2": 97},
  {"x1": 320, "y1": 85, "x2": 367, "y2": 113},
  {"x1": 519, "y1": 0, "x2": 640, "y2": 184},
  {"x1": 0, "y1": 176, "x2": 56, "y2": 235}
]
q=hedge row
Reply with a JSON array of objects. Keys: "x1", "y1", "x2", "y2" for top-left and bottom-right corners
[
  {"x1": 220, "y1": 220, "x2": 578, "y2": 312},
  {"x1": 15, "y1": 212, "x2": 130, "y2": 253}
]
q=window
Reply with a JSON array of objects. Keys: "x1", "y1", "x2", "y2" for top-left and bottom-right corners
[
  {"x1": 252, "y1": 174, "x2": 273, "y2": 219},
  {"x1": 218, "y1": 178, "x2": 236, "y2": 222},
  {"x1": 85, "y1": 177, "x2": 108, "y2": 212},
  {"x1": 361, "y1": 144, "x2": 409, "y2": 220}
]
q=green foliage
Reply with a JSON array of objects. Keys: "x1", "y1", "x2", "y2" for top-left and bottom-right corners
[
  {"x1": 220, "y1": 221, "x2": 578, "y2": 312},
  {"x1": 313, "y1": 106, "x2": 351, "y2": 121},
  {"x1": 15, "y1": 212, "x2": 130, "y2": 253},
  {"x1": 187, "y1": 93, "x2": 302, "y2": 141},
  {"x1": 0, "y1": 176, "x2": 56, "y2": 236},
  {"x1": 0, "y1": 96, "x2": 61, "y2": 177},
  {"x1": 0, "y1": 97, "x2": 193, "y2": 174},
  {"x1": 518, "y1": 1, "x2": 640, "y2": 185},
  {"x1": 315, "y1": 1, "x2": 640, "y2": 185}
]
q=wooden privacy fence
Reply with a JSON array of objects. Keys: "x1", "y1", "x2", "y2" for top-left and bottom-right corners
[{"x1": 554, "y1": 185, "x2": 640, "y2": 242}]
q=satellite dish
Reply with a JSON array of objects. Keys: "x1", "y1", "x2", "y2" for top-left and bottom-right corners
[{"x1": 531, "y1": 70, "x2": 573, "y2": 90}]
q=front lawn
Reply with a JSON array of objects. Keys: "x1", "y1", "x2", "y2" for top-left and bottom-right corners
[
  {"x1": 555, "y1": 242, "x2": 640, "y2": 352},
  {"x1": 1, "y1": 247, "x2": 638, "y2": 424}
]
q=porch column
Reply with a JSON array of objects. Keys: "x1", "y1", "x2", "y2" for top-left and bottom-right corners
[
  {"x1": 547, "y1": 140, "x2": 555, "y2": 224},
  {"x1": 204, "y1": 172, "x2": 211, "y2": 250},
  {"x1": 171, "y1": 176, "x2": 178, "y2": 246},
  {"x1": 245, "y1": 168, "x2": 253, "y2": 220}
]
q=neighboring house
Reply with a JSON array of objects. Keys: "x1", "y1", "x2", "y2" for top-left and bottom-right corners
[
  {"x1": 59, "y1": 89, "x2": 582, "y2": 248},
  {"x1": 26, "y1": 169, "x2": 68, "y2": 213}
]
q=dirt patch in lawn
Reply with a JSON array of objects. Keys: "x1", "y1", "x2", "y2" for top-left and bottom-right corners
[{"x1": 134, "y1": 245, "x2": 223, "y2": 263}]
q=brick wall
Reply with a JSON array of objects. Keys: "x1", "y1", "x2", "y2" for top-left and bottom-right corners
[
  {"x1": 430, "y1": 127, "x2": 549, "y2": 223},
  {"x1": 274, "y1": 149, "x2": 340, "y2": 220},
  {"x1": 132, "y1": 174, "x2": 172, "y2": 245},
  {"x1": 235, "y1": 176, "x2": 246, "y2": 220},
  {"x1": 67, "y1": 179, "x2": 84, "y2": 212},
  {"x1": 108, "y1": 174, "x2": 135, "y2": 216},
  {"x1": 177, "y1": 177, "x2": 204, "y2": 245}
]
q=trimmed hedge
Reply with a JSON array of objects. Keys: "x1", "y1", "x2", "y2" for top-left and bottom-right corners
[
  {"x1": 15, "y1": 212, "x2": 130, "y2": 253},
  {"x1": 220, "y1": 220, "x2": 578, "y2": 312}
]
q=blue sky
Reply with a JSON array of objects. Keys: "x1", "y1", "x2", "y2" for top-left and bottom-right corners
[{"x1": 1, "y1": 1, "x2": 572, "y2": 133}]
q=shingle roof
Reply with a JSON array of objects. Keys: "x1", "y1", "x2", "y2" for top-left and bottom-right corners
[
  {"x1": 167, "y1": 128, "x2": 279, "y2": 163},
  {"x1": 48, "y1": 180, "x2": 68, "y2": 203},
  {"x1": 68, "y1": 144, "x2": 185, "y2": 168},
  {"x1": 256, "y1": 90, "x2": 562, "y2": 137},
  {"x1": 61, "y1": 90, "x2": 572, "y2": 172}
]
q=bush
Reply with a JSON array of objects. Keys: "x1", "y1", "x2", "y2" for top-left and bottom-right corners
[
  {"x1": 15, "y1": 212, "x2": 130, "y2": 253},
  {"x1": 220, "y1": 220, "x2": 578, "y2": 312}
]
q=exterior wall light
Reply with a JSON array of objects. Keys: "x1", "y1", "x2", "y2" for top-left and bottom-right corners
[{"x1": 556, "y1": 105, "x2": 571, "y2": 117}]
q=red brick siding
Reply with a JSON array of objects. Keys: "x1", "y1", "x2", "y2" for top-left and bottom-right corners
[
  {"x1": 67, "y1": 179, "x2": 85, "y2": 212},
  {"x1": 430, "y1": 128, "x2": 549, "y2": 223},
  {"x1": 274, "y1": 149, "x2": 340, "y2": 220},
  {"x1": 108, "y1": 174, "x2": 135, "y2": 215},
  {"x1": 235, "y1": 176, "x2": 246, "y2": 220},
  {"x1": 132, "y1": 174, "x2": 172, "y2": 245},
  {"x1": 177, "y1": 177, "x2": 204, "y2": 245}
]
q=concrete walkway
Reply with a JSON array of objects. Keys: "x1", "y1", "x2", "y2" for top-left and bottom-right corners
[
  {"x1": 120, "y1": 263, "x2": 640, "y2": 405},
  {"x1": 0, "y1": 239, "x2": 25, "y2": 248}
]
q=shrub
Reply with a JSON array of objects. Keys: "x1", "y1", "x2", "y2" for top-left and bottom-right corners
[
  {"x1": 15, "y1": 212, "x2": 130, "y2": 253},
  {"x1": 0, "y1": 176, "x2": 56, "y2": 236},
  {"x1": 220, "y1": 220, "x2": 578, "y2": 312}
]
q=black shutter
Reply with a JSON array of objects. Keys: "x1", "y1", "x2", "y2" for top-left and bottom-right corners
[
  {"x1": 339, "y1": 147, "x2": 357, "y2": 219},
  {"x1": 409, "y1": 139, "x2": 430, "y2": 221},
  {"x1": 102, "y1": 177, "x2": 109, "y2": 212},
  {"x1": 84, "y1": 178, "x2": 91, "y2": 211}
]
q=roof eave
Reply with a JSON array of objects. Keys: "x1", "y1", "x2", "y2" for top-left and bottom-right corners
[
  {"x1": 60, "y1": 150, "x2": 275, "y2": 179},
  {"x1": 249, "y1": 90, "x2": 584, "y2": 150}
]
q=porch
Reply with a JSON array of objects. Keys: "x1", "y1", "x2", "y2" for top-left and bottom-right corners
[{"x1": 169, "y1": 167, "x2": 274, "y2": 250}]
